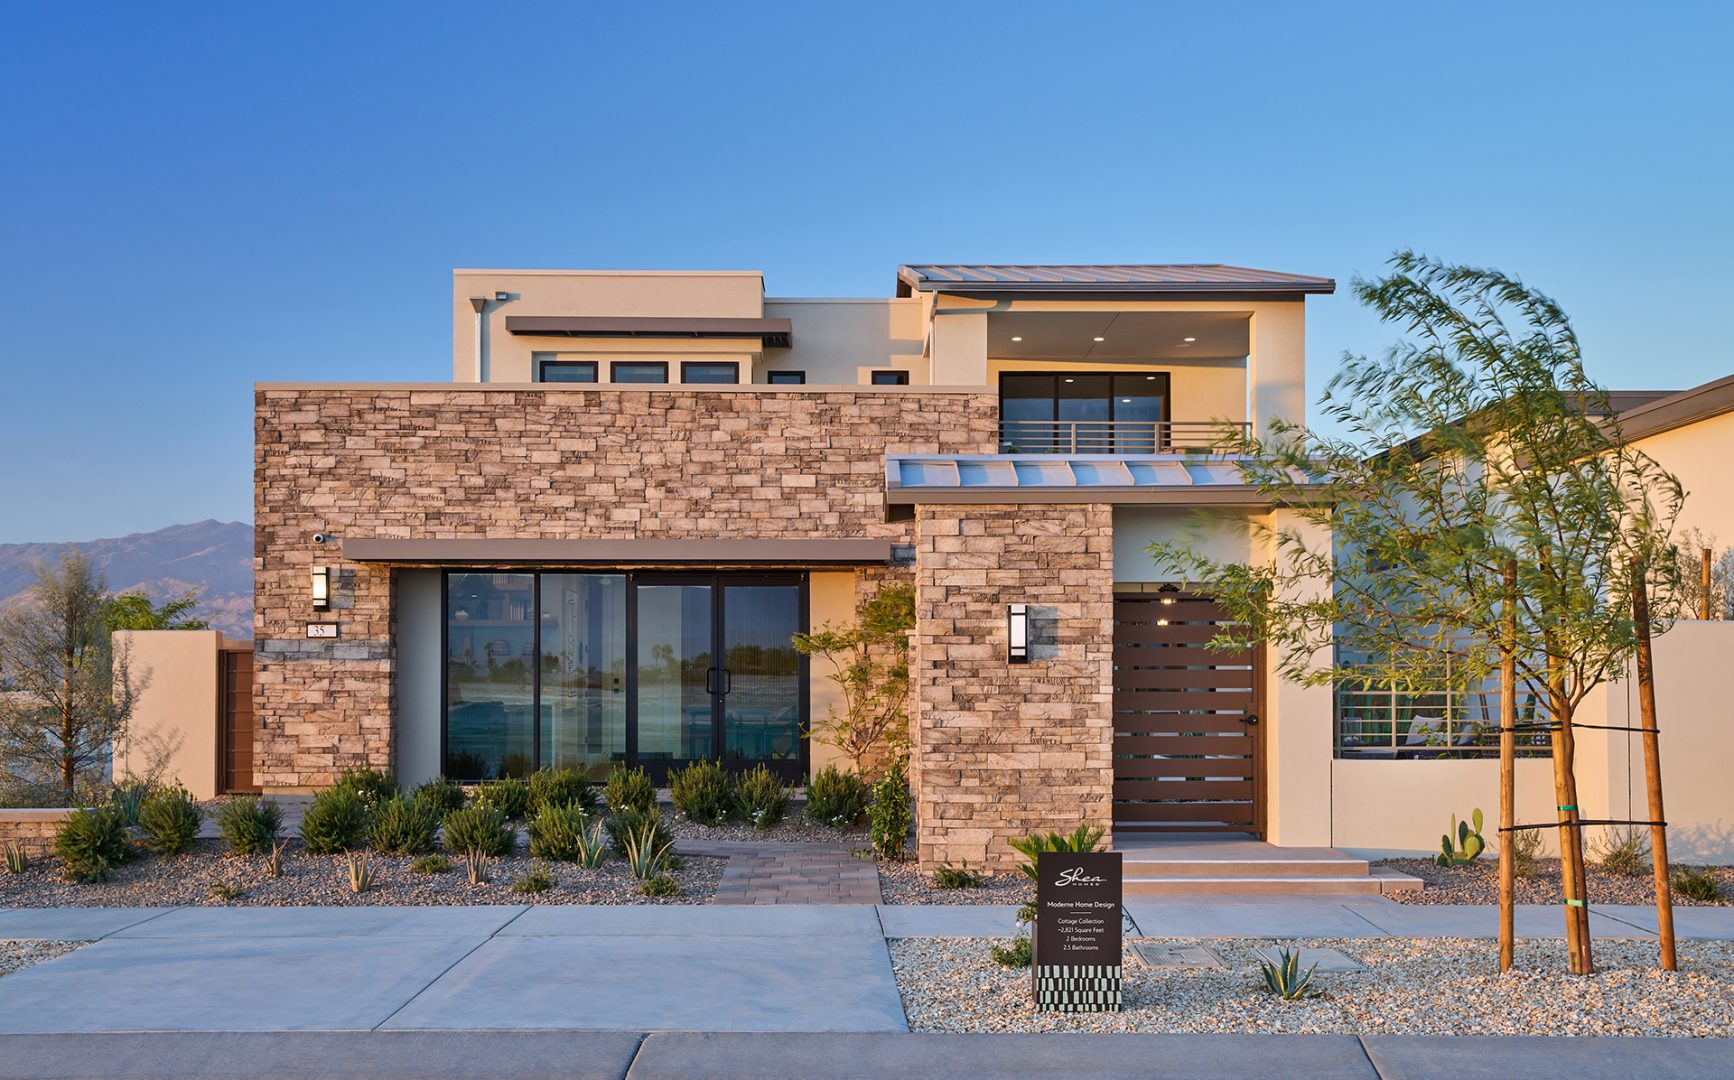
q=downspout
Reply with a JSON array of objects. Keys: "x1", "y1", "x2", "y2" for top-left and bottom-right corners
[{"x1": 468, "y1": 296, "x2": 487, "y2": 382}]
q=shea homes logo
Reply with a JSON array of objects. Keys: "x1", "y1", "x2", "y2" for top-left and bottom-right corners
[{"x1": 1054, "y1": 866, "x2": 1105, "y2": 887}]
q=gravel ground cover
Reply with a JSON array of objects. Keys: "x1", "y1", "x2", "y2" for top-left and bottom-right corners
[
  {"x1": 891, "y1": 935, "x2": 1734, "y2": 1037},
  {"x1": 877, "y1": 862, "x2": 1031, "y2": 906},
  {"x1": 0, "y1": 940, "x2": 85, "y2": 978},
  {"x1": 1380, "y1": 858, "x2": 1732, "y2": 905},
  {"x1": 668, "y1": 807, "x2": 867, "y2": 846},
  {"x1": 0, "y1": 837, "x2": 722, "y2": 907}
]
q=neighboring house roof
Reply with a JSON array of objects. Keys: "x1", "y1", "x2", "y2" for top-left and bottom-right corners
[
  {"x1": 895, "y1": 264, "x2": 1336, "y2": 297},
  {"x1": 1615, "y1": 373, "x2": 1734, "y2": 442},
  {"x1": 883, "y1": 453, "x2": 1324, "y2": 506}
]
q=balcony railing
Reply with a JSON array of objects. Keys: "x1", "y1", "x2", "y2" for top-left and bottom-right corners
[
  {"x1": 1334, "y1": 680, "x2": 1552, "y2": 760},
  {"x1": 996, "y1": 419, "x2": 1250, "y2": 455}
]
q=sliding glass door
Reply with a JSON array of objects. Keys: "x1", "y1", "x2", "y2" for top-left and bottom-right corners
[{"x1": 444, "y1": 570, "x2": 806, "y2": 782}]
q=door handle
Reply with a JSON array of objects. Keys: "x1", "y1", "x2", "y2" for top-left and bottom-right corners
[
  {"x1": 1240, "y1": 714, "x2": 1260, "y2": 726},
  {"x1": 720, "y1": 668, "x2": 732, "y2": 695},
  {"x1": 705, "y1": 668, "x2": 718, "y2": 695}
]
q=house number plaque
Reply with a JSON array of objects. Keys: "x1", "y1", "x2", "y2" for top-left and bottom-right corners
[
  {"x1": 1033, "y1": 850, "x2": 1122, "y2": 1012},
  {"x1": 305, "y1": 623, "x2": 340, "y2": 639}
]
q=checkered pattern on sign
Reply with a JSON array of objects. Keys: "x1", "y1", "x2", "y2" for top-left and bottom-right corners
[{"x1": 1034, "y1": 963, "x2": 1122, "y2": 1012}]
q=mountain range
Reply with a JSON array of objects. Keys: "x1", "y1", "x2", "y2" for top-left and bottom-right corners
[{"x1": 0, "y1": 520, "x2": 254, "y2": 638}]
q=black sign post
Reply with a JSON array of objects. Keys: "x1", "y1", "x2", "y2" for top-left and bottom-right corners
[{"x1": 1033, "y1": 850, "x2": 1122, "y2": 1012}]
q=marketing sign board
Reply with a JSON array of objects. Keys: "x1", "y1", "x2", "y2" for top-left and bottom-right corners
[{"x1": 1033, "y1": 850, "x2": 1123, "y2": 1012}]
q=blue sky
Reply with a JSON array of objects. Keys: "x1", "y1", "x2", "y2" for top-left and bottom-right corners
[{"x1": 1, "y1": 1, "x2": 1730, "y2": 542}]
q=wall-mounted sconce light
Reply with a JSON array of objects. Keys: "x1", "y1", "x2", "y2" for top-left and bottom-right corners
[
  {"x1": 1158, "y1": 581, "x2": 1180, "y2": 606},
  {"x1": 1008, "y1": 603, "x2": 1029, "y2": 664},
  {"x1": 311, "y1": 566, "x2": 330, "y2": 610}
]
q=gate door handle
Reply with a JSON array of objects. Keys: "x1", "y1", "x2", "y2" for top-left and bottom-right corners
[{"x1": 1240, "y1": 714, "x2": 1260, "y2": 726}]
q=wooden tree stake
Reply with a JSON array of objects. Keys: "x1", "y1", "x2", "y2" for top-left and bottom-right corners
[
  {"x1": 1498, "y1": 562, "x2": 1517, "y2": 973},
  {"x1": 1631, "y1": 558, "x2": 1678, "y2": 971}
]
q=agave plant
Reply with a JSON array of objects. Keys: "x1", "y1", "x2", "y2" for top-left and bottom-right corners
[
  {"x1": 622, "y1": 819, "x2": 674, "y2": 881},
  {"x1": 265, "y1": 841, "x2": 287, "y2": 880},
  {"x1": 1255, "y1": 947, "x2": 1319, "y2": 1000},
  {"x1": 1436, "y1": 808, "x2": 1487, "y2": 868},
  {"x1": 463, "y1": 849, "x2": 492, "y2": 886},
  {"x1": 3, "y1": 840, "x2": 28, "y2": 876},
  {"x1": 345, "y1": 851, "x2": 375, "y2": 894},
  {"x1": 574, "y1": 819, "x2": 609, "y2": 870}
]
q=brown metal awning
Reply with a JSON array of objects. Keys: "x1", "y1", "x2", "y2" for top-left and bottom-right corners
[
  {"x1": 504, "y1": 316, "x2": 792, "y2": 348},
  {"x1": 340, "y1": 538, "x2": 889, "y2": 566}
]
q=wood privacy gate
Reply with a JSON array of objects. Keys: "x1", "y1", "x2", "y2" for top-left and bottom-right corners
[
  {"x1": 218, "y1": 647, "x2": 259, "y2": 794},
  {"x1": 1113, "y1": 591, "x2": 1264, "y2": 834}
]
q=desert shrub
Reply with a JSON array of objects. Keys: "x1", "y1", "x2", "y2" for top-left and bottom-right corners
[
  {"x1": 1509, "y1": 827, "x2": 1544, "y2": 879},
  {"x1": 411, "y1": 854, "x2": 453, "y2": 875},
  {"x1": 1672, "y1": 865, "x2": 1722, "y2": 902},
  {"x1": 334, "y1": 767, "x2": 397, "y2": 811},
  {"x1": 108, "y1": 779, "x2": 152, "y2": 826},
  {"x1": 932, "y1": 863, "x2": 985, "y2": 889},
  {"x1": 621, "y1": 818, "x2": 675, "y2": 880},
  {"x1": 54, "y1": 807, "x2": 133, "y2": 883},
  {"x1": 299, "y1": 787, "x2": 370, "y2": 854},
  {"x1": 527, "y1": 802, "x2": 593, "y2": 862},
  {"x1": 1591, "y1": 825, "x2": 1650, "y2": 877},
  {"x1": 606, "y1": 806, "x2": 672, "y2": 858},
  {"x1": 138, "y1": 783, "x2": 203, "y2": 857},
  {"x1": 216, "y1": 796, "x2": 283, "y2": 856},
  {"x1": 805, "y1": 765, "x2": 868, "y2": 828},
  {"x1": 412, "y1": 776, "x2": 467, "y2": 815},
  {"x1": 869, "y1": 759, "x2": 912, "y2": 861},
  {"x1": 640, "y1": 874, "x2": 680, "y2": 898},
  {"x1": 528, "y1": 767, "x2": 598, "y2": 817},
  {"x1": 513, "y1": 864, "x2": 557, "y2": 894},
  {"x1": 1009, "y1": 824, "x2": 1107, "y2": 884},
  {"x1": 473, "y1": 778, "x2": 532, "y2": 820},
  {"x1": 443, "y1": 805, "x2": 515, "y2": 857},
  {"x1": 988, "y1": 937, "x2": 1032, "y2": 968},
  {"x1": 371, "y1": 796, "x2": 440, "y2": 855},
  {"x1": 346, "y1": 851, "x2": 375, "y2": 893},
  {"x1": 208, "y1": 877, "x2": 245, "y2": 902},
  {"x1": 734, "y1": 764, "x2": 789, "y2": 831},
  {"x1": 604, "y1": 763, "x2": 656, "y2": 815},
  {"x1": 669, "y1": 759, "x2": 734, "y2": 826}
]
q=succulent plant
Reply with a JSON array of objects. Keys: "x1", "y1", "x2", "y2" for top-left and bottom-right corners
[
  {"x1": 1436, "y1": 808, "x2": 1486, "y2": 867},
  {"x1": 1256, "y1": 947, "x2": 1319, "y2": 1000}
]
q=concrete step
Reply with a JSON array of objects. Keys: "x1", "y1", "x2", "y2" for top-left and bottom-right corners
[
  {"x1": 1119, "y1": 856, "x2": 1372, "y2": 879},
  {"x1": 1124, "y1": 871, "x2": 1421, "y2": 897}
]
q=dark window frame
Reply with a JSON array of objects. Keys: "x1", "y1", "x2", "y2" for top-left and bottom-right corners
[
  {"x1": 870, "y1": 370, "x2": 910, "y2": 386},
  {"x1": 997, "y1": 370, "x2": 1174, "y2": 453},
  {"x1": 536, "y1": 359, "x2": 599, "y2": 383},
  {"x1": 610, "y1": 360, "x2": 670, "y2": 384},
  {"x1": 680, "y1": 360, "x2": 740, "y2": 385},
  {"x1": 765, "y1": 370, "x2": 806, "y2": 385}
]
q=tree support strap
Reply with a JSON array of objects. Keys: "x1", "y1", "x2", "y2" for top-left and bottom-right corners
[
  {"x1": 1498, "y1": 819, "x2": 1666, "y2": 832},
  {"x1": 1502, "y1": 722, "x2": 1656, "y2": 734}
]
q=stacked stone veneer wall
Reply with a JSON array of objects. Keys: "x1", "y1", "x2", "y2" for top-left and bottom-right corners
[
  {"x1": 0, "y1": 809, "x2": 74, "y2": 857},
  {"x1": 254, "y1": 387, "x2": 998, "y2": 789},
  {"x1": 912, "y1": 503, "x2": 1115, "y2": 872}
]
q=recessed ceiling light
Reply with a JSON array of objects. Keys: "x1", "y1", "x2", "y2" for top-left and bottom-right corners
[
  {"x1": 1063, "y1": 378, "x2": 1075, "y2": 383},
  {"x1": 1183, "y1": 337, "x2": 1197, "y2": 343},
  {"x1": 1146, "y1": 376, "x2": 1157, "y2": 381},
  {"x1": 1121, "y1": 398, "x2": 1132, "y2": 404},
  {"x1": 1011, "y1": 336, "x2": 1023, "y2": 342},
  {"x1": 1093, "y1": 336, "x2": 1105, "y2": 342}
]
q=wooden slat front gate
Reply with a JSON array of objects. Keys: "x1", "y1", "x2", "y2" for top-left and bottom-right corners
[
  {"x1": 1113, "y1": 591, "x2": 1264, "y2": 834},
  {"x1": 218, "y1": 648, "x2": 259, "y2": 794}
]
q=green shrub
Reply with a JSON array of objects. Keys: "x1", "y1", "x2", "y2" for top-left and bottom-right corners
[
  {"x1": 138, "y1": 783, "x2": 203, "y2": 856},
  {"x1": 443, "y1": 805, "x2": 515, "y2": 857},
  {"x1": 473, "y1": 778, "x2": 532, "y2": 820},
  {"x1": 869, "y1": 759, "x2": 912, "y2": 861},
  {"x1": 1009, "y1": 824, "x2": 1107, "y2": 884},
  {"x1": 1509, "y1": 827, "x2": 1544, "y2": 879},
  {"x1": 370, "y1": 796, "x2": 441, "y2": 855},
  {"x1": 528, "y1": 767, "x2": 598, "y2": 817},
  {"x1": 299, "y1": 787, "x2": 370, "y2": 854},
  {"x1": 334, "y1": 767, "x2": 397, "y2": 811},
  {"x1": 606, "y1": 806, "x2": 672, "y2": 858},
  {"x1": 669, "y1": 759, "x2": 734, "y2": 826},
  {"x1": 1673, "y1": 865, "x2": 1722, "y2": 902},
  {"x1": 216, "y1": 796, "x2": 283, "y2": 856},
  {"x1": 734, "y1": 764, "x2": 790, "y2": 831},
  {"x1": 411, "y1": 854, "x2": 454, "y2": 875},
  {"x1": 640, "y1": 874, "x2": 680, "y2": 897},
  {"x1": 932, "y1": 862, "x2": 985, "y2": 889},
  {"x1": 604, "y1": 763, "x2": 656, "y2": 815},
  {"x1": 527, "y1": 802, "x2": 591, "y2": 862},
  {"x1": 1591, "y1": 825, "x2": 1650, "y2": 877},
  {"x1": 54, "y1": 807, "x2": 133, "y2": 883},
  {"x1": 513, "y1": 864, "x2": 557, "y2": 894},
  {"x1": 412, "y1": 776, "x2": 467, "y2": 815},
  {"x1": 108, "y1": 779, "x2": 152, "y2": 827},
  {"x1": 805, "y1": 765, "x2": 868, "y2": 828},
  {"x1": 989, "y1": 937, "x2": 1032, "y2": 968}
]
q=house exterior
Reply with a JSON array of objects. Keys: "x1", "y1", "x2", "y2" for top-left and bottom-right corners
[{"x1": 254, "y1": 263, "x2": 1338, "y2": 870}]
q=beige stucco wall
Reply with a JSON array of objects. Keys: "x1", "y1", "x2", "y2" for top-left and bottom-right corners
[
  {"x1": 805, "y1": 572, "x2": 856, "y2": 777},
  {"x1": 1111, "y1": 507, "x2": 1257, "y2": 578},
  {"x1": 763, "y1": 299, "x2": 926, "y2": 385},
  {"x1": 1632, "y1": 410, "x2": 1734, "y2": 544},
  {"x1": 113, "y1": 630, "x2": 233, "y2": 800},
  {"x1": 990, "y1": 357, "x2": 1248, "y2": 426},
  {"x1": 1257, "y1": 508, "x2": 1334, "y2": 846}
]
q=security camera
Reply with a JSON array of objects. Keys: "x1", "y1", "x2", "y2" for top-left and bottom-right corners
[{"x1": 312, "y1": 533, "x2": 330, "y2": 545}]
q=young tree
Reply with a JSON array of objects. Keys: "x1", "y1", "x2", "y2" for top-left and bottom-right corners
[
  {"x1": 792, "y1": 583, "x2": 914, "y2": 777},
  {"x1": 104, "y1": 590, "x2": 209, "y2": 631},
  {"x1": 0, "y1": 550, "x2": 143, "y2": 800},
  {"x1": 1150, "y1": 252, "x2": 1685, "y2": 975}
]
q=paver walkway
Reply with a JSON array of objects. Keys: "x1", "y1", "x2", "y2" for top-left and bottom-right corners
[{"x1": 679, "y1": 840, "x2": 883, "y2": 904}]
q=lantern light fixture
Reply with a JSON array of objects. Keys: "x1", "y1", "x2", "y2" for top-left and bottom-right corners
[
  {"x1": 1008, "y1": 603, "x2": 1029, "y2": 664},
  {"x1": 311, "y1": 566, "x2": 331, "y2": 610}
]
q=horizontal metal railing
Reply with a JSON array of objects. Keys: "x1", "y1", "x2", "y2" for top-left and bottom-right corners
[
  {"x1": 996, "y1": 419, "x2": 1249, "y2": 454},
  {"x1": 1334, "y1": 684, "x2": 1552, "y2": 760}
]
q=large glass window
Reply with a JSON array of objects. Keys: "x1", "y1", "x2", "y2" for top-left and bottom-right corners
[
  {"x1": 635, "y1": 583, "x2": 715, "y2": 764},
  {"x1": 445, "y1": 573, "x2": 536, "y2": 780},
  {"x1": 611, "y1": 361, "x2": 669, "y2": 383},
  {"x1": 997, "y1": 371, "x2": 1170, "y2": 452},
  {"x1": 537, "y1": 359, "x2": 598, "y2": 383},
  {"x1": 721, "y1": 584, "x2": 803, "y2": 763},
  {"x1": 681, "y1": 361, "x2": 739, "y2": 384},
  {"x1": 539, "y1": 574, "x2": 626, "y2": 778}
]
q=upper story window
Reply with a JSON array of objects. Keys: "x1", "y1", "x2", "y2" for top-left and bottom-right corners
[
  {"x1": 871, "y1": 370, "x2": 910, "y2": 386},
  {"x1": 611, "y1": 361, "x2": 669, "y2": 384},
  {"x1": 999, "y1": 372, "x2": 1170, "y2": 453},
  {"x1": 537, "y1": 360, "x2": 598, "y2": 383},
  {"x1": 766, "y1": 371, "x2": 805, "y2": 385},
  {"x1": 681, "y1": 361, "x2": 739, "y2": 384}
]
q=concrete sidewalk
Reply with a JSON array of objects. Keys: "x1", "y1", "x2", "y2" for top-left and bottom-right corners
[{"x1": 2, "y1": 1031, "x2": 1731, "y2": 1080}]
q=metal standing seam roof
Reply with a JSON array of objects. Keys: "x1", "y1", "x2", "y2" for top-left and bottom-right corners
[
  {"x1": 896, "y1": 264, "x2": 1336, "y2": 295},
  {"x1": 884, "y1": 454, "x2": 1320, "y2": 505}
]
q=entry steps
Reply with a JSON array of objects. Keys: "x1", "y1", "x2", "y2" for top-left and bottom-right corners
[{"x1": 1112, "y1": 831, "x2": 1422, "y2": 897}]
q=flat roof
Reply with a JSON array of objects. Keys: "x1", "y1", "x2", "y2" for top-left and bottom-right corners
[
  {"x1": 896, "y1": 264, "x2": 1335, "y2": 297},
  {"x1": 341, "y1": 538, "x2": 893, "y2": 566}
]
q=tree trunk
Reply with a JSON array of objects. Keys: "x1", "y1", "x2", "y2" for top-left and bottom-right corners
[
  {"x1": 1701, "y1": 548, "x2": 1713, "y2": 621},
  {"x1": 1631, "y1": 560, "x2": 1677, "y2": 971},
  {"x1": 1498, "y1": 563, "x2": 1517, "y2": 973},
  {"x1": 1547, "y1": 661, "x2": 1594, "y2": 974}
]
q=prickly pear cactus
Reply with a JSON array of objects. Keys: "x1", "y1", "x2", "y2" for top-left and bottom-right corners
[{"x1": 1435, "y1": 808, "x2": 1488, "y2": 867}]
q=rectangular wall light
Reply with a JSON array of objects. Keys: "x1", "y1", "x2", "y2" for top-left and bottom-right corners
[
  {"x1": 1008, "y1": 603, "x2": 1029, "y2": 664},
  {"x1": 311, "y1": 566, "x2": 330, "y2": 610}
]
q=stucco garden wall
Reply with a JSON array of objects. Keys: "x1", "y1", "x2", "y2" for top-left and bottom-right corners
[{"x1": 254, "y1": 386, "x2": 997, "y2": 790}]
